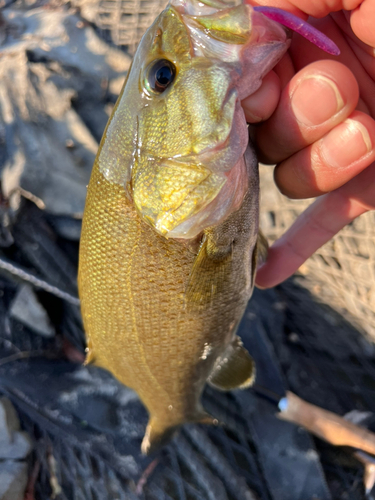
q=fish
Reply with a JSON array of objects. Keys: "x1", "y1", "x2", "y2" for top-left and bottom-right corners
[{"x1": 78, "y1": 0, "x2": 292, "y2": 455}]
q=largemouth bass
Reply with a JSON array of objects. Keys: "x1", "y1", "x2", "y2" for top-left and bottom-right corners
[{"x1": 78, "y1": 0, "x2": 290, "y2": 454}]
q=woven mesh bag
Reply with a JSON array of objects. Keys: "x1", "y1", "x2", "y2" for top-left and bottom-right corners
[
  {"x1": 95, "y1": 0, "x2": 168, "y2": 53},
  {"x1": 259, "y1": 164, "x2": 375, "y2": 339}
]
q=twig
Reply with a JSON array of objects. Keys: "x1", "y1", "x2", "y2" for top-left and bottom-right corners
[
  {"x1": 0, "y1": 350, "x2": 56, "y2": 367},
  {"x1": 24, "y1": 459, "x2": 41, "y2": 500},
  {"x1": 279, "y1": 391, "x2": 375, "y2": 456},
  {"x1": 47, "y1": 446, "x2": 62, "y2": 499},
  {"x1": 354, "y1": 451, "x2": 375, "y2": 497},
  {"x1": 0, "y1": 256, "x2": 80, "y2": 306},
  {"x1": 135, "y1": 459, "x2": 159, "y2": 496}
]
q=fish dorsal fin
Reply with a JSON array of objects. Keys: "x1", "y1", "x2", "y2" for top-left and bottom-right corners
[{"x1": 208, "y1": 336, "x2": 256, "y2": 391}]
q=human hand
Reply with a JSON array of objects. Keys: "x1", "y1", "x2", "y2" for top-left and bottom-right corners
[{"x1": 242, "y1": 1, "x2": 375, "y2": 288}]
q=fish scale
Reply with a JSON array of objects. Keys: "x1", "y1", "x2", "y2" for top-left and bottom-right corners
[{"x1": 79, "y1": 0, "x2": 290, "y2": 454}]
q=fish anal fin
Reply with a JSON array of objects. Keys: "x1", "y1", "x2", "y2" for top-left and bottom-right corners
[
  {"x1": 208, "y1": 336, "x2": 256, "y2": 391},
  {"x1": 194, "y1": 411, "x2": 220, "y2": 427}
]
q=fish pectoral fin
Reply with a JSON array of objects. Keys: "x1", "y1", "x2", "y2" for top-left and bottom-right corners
[
  {"x1": 142, "y1": 412, "x2": 220, "y2": 454},
  {"x1": 208, "y1": 336, "x2": 256, "y2": 391},
  {"x1": 251, "y1": 230, "x2": 269, "y2": 287},
  {"x1": 185, "y1": 234, "x2": 232, "y2": 308},
  {"x1": 141, "y1": 418, "x2": 179, "y2": 456},
  {"x1": 256, "y1": 229, "x2": 269, "y2": 267}
]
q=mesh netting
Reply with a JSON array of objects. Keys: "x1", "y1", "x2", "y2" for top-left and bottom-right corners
[
  {"x1": 259, "y1": 164, "x2": 375, "y2": 339},
  {"x1": 94, "y1": 0, "x2": 168, "y2": 53}
]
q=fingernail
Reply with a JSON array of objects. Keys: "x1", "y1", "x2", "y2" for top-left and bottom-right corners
[
  {"x1": 245, "y1": 109, "x2": 263, "y2": 123},
  {"x1": 291, "y1": 75, "x2": 344, "y2": 126},
  {"x1": 319, "y1": 119, "x2": 372, "y2": 169}
]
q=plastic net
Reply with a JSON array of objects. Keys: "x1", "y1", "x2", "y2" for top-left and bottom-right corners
[
  {"x1": 259, "y1": 164, "x2": 375, "y2": 339},
  {"x1": 94, "y1": 0, "x2": 168, "y2": 53}
]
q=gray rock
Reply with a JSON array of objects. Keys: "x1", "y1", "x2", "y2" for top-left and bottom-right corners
[
  {"x1": 1, "y1": 9, "x2": 131, "y2": 78},
  {"x1": 10, "y1": 284, "x2": 55, "y2": 337},
  {"x1": 0, "y1": 397, "x2": 32, "y2": 460},
  {"x1": 0, "y1": 461, "x2": 28, "y2": 500},
  {"x1": 0, "y1": 8, "x2": 130, "y2": 218},
  {"x1": 0, "y1": 429, "x2": 33, "y2": 460},
  {"x1": 49, "y1": 215, "x2": 82, "y2": 241},
  {"x1": 0, "y1": 51, "x2": 97, "y2": 217},
  {"x1": 0, "y1": 397, "x2": 20, "y2": 442}
]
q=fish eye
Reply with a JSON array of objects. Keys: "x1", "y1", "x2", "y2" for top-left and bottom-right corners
[{"x1": 146, "y1": 59, "x2": 176, "y2": 93}]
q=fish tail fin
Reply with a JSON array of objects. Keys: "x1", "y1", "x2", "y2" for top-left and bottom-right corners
[
  {"x1": 141, "y1": 411, "x2": 220, "y2": 455},
  {"x1": 141, "y1": 418, "x2": 179, "y2": 455}
]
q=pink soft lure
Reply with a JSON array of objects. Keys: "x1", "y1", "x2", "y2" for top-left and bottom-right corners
[{"x1": 253, "y1": 6, "x2": 340, "y2": 55}]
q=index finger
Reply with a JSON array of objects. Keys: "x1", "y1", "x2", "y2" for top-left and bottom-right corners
[
  {"x1": 255, "y1": 164, "x2": 374, "y2": 288},
  {"x1": 249, "y1": 0, "x2": 363, "y2": 19}
]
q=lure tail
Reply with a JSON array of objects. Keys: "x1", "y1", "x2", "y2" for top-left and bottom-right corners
[{"x1": 253, "y1": 6, "x2": 340, "y2": 56}]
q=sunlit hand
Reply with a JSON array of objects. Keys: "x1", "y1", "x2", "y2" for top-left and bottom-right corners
[{"x1": 242, "y1": 1, "x2": 375, "y2": 288}]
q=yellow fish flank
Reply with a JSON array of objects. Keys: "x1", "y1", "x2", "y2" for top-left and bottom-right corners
[{"x1": 78, "y1": 0, "x2": 290, "y2": 454}]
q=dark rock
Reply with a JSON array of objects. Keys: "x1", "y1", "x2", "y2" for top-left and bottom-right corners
[{"x1": 10, "y1": 284, "x2": 55, "y2": 337}]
